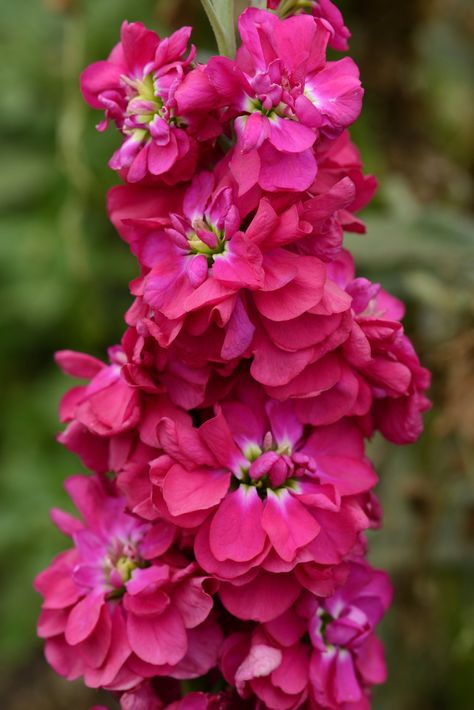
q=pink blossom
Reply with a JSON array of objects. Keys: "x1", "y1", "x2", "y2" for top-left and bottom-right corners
[
  {"x1": 140, "y1": 383, "x2": 375, "y2": 615},
  {"x1": 35, "y1": 475, "x2": 221, "y2": 690},
  {"x1": 55, "y1": 331, "x2": 210, "y2": 473},
  {"x1": 267, "y1": 1, "x2": 351, "y2": 52},
  {"x1": 109, "y1": 173, "x2": 364, "y2": 426},
  {"x1": 81, "y1": 22, "x2": 220, "y2": 184},
  {"x1": 328, "y1": 251, "x2": 432, "y2": 442},
  {"x1": 220, "y1": 561, "x2": 391, "y2": 710},
  {"x1": 199, "y1": 8, "x2": 362, "y2": 193},
  {"x1": 303, "y1": 561, "x2": 392, "y2": 708}
]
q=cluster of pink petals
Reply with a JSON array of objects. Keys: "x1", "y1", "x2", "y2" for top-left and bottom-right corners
[
  {"x1": 220, "y1": 561, "x2": 391, "y2": 710},
  {"x1": 178, "y1": 8, "x2": 362, "y2": 194},
  {"x1": 35, "y1": 476, "x2": 221, "y2": 691},
  {"x1": 81, "y1": 22, "x2": 220, "y2": 184},
  {"x1": 36, "y1": 3, "x2": 430, "y2": 708},
  {"x1": 266, "y1": 1, "x2": 350, "y2": 52}
]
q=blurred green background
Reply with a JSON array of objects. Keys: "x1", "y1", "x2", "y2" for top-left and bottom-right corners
[{"x1": 0, "y1": 0, "x2": 473, "y2": 707}]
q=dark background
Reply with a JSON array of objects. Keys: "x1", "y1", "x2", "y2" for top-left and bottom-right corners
[{"x1": 0, "y1": 1, "x2": 473, "y2": 707}]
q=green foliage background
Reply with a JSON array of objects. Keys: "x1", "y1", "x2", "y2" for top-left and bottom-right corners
[{"x1": 0, "y1": 1, "x2": 472, "y2": 707}]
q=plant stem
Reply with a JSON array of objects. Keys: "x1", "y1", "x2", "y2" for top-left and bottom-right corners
[{"x1": 200, "y1": 0, "x2": 236, "y2": 58}]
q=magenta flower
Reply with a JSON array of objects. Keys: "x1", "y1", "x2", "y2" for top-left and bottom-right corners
[
  {"x1": 267, "y1": 0, "x2": 351, "y2": 52},
  {"x1": 136, "y1": 383, "x2": 376, "y2": 618},
  {"x1": 219, "y1": 561, "x2": 391, "y2": 710},
  {"x1": 201, "y1": 7, "x2": 362, "y2": 192},
  {"x1": 35, "y1": 475, "x2": 221, "y2": 690},
  {"x1": 328, "y1": 250, "x2": 432, "y2": 442},
  {"x1": 81, "y1": 22, "x2": 220, "y2": 184},
  {"x1": 303, "y1": 561, "x2": 392, "y2": 708},
  {"x1": 38, "y1": 2, "x2": 431, "y2": 704}
]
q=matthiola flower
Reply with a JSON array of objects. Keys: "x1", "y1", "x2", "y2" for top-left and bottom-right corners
[
  {"x1": 35, "y1": 475, "x2": 221, "y2": 690},
  {"x1": 55, "y1": 331, "x2": 210, "y2": 473},
  {"x1": 220, "y1": 561, "x2": 391, "y2": 710},
  {"x1": 200, "y1": 7, "x2": 362, "y2": 192},
  {"x1": 138, "y1": 382, "x2": 375, "y2": 620},
  {"x1": 328, "y1": 251, "x2": 432, "y2": 443},
  {"x1": 302, "y1": 561, "x2": 392, "y2": 708},
  {"x1": 266, "y1": 0, "x2": 351, "y2": 52},
  {"x1": 109, "y1": 172, "x2": 365, "y2": 426},
  {"x1": 81, "y1": 22, "x2": 220, "y2": 184}
]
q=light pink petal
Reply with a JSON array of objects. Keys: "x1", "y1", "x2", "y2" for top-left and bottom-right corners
[{"x1": 235, "y1": 644, "x2": 282, "y2": 689}]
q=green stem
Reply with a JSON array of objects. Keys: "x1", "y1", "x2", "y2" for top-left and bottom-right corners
[{"x1": 200, "y1": 0, "x2": 236, "y2": 58}]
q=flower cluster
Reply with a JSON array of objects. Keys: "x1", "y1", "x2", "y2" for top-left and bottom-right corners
[{"x1": 36, "y1": 3, "x2": 430, "y2": 709}]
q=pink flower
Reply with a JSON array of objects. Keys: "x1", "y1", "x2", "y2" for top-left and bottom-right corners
[
  {"x1": 267, "y1": 1, "x2": 351, "y2": 52},
  {"x1": 302, "y1": 561, "x2": 392, "y2": 708},
  {"x1": 141, "y1": 383, "x2": 375, "y2": 618},
  {"x1": 328, "y1": 251, "x2": 432, "y2": 443},
  {"x1": 81, "y1": 22, "x2": 220, "y2": 184},
  {"x1": 220, "y1": 561, "x2": 391, "y2": 710},
  {"x1": 109, "y1": 173, "x2": 364, "y2": 426},
  {"x1": 35, "y1": 475, "x2": 221, "y2": 691},
  {"x1": 55, "y1": 331, "x2": 210, "y2": 473},
  {"x1": 221, "y1": 629, "x2": 310, "y2": 710},
  {"x1": 201, "y1": 8, "x2": 362, "y2": 192}
]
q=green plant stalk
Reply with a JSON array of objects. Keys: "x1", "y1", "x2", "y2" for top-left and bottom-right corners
[{"x1": 200, "y1": 0, "x2": 236, "y2": 58}]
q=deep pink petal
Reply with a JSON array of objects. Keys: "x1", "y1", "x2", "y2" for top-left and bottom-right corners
[
  {"x1": 209, "y1": 487, "x2": 266, "y2": 562},
  {"x1": 163, "y1": 463, "x2": 230, "y2": 517},
  {"x1": 219, "y1": 571, "x2": 301, "y2": 622},
  {"x1": 65, "y1": 592, "x2": 105, "y2": 645},
  {"x1": 261, "y1": 491, "x2": 320, "y2": 561},
  {"x1": 127, "y1": 605, "x2": 187, "y2": 666}
]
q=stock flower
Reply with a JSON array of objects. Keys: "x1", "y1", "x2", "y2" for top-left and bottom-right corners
[
  {"x1": 39, "y1": 2, "x2": 431, "y2": 704},
  {"x1": 202, "y1": 7, "x2": 362, "y2": 193},
  {"x1": 302, "y1": 561, "x2": 392, "y2": 708},
  {"x1": 220, "y1": 561, "x2": 391, "y2": 710},
  {"x1": 109, "y1": 172, "x2": 362, "y2": 424},
  {"x1": 81, "y1": 22, "x2": 220, "y2": 184},
  {"x1": 268, "y1": 0, "x2": 351, "y2": 52},
  {"x1": 35, "y1": 475, "x2": 221, "y2": 690},
  {"x1": 141, "y1": 382, "x2": 375, "y2": 618},
  {"x1": 328, "y1": 251, "x2": 432, "y2": 443}
]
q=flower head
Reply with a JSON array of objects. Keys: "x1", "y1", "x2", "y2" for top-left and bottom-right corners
[
  {"x1": 219, "y1": 561, "x2": 391, "y2": 709},
  {"x1": 201, "y1": 8, "x2": 362, "y2": 193},
  {"x1": 81, "y1": 22, "x2": 220, "y2": 184},
  {"x1": 136, "y1": 382, "x2": 376, "y2": 622},
  {"x1": 35, "y1": 475, "x2": 221, "y2": 690}
]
